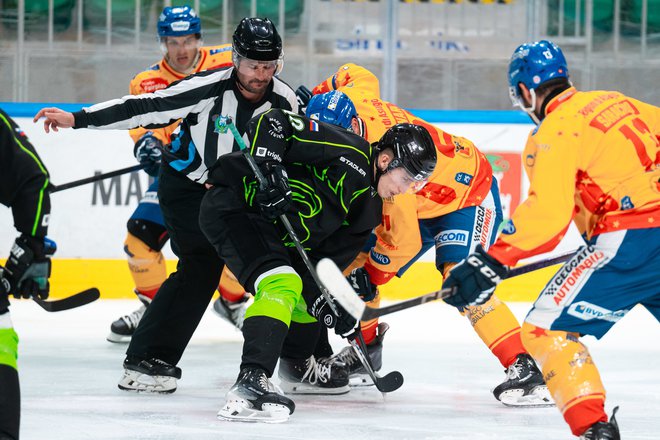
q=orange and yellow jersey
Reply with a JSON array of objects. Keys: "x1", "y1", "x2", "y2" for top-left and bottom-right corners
[
  {"x1": 313, "y1": 63, "x2": 494, "y2": 284},
  {"x1": 128, "y1": 44, "x2": 233, "y2": 145},
  {"x1": 489, "y1": 87, "x2": 660, "y2": 267}
]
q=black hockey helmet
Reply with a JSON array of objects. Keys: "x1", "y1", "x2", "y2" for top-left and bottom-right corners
[
  {"x1": 377, "y1": 123, "x2": 437, "y2": 181},
  {"x1": 232, "y1": 17, "x2": 282, "y2": 61}
]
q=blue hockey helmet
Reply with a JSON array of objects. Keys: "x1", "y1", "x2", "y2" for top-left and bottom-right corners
[
  {"x1": 305, "y1": 91, "x2": 357, "y2": 130},
  {"x1": 157, "y1": 6, "x2": 201, "y2": 38},
  {"x1": 508, "y1": 39, "x2": 568, "y2": 102}
]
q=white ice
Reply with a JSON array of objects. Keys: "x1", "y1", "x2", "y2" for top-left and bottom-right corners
[{"x1": 10, "y1": 299, "x2": 660, "y2": 440}]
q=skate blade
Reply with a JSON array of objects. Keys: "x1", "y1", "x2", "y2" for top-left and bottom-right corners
[
  {"x1": 106, "y1": 332, "x2": 131, "y2": 343},
  {"x1": 498, "y1": 386, "x2": 555, "y2": 408},
  {"x1": 117, "y1": 370, "x2": 177, "y2": 394},
  {"x1": 278, "y1": 379, "x2": 350, "y2": 395},
  {"x1": 218, "y1": 401, "x2": 290, "y2": 423}
]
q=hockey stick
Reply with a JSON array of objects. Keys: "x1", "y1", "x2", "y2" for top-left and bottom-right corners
[
  {"x1": 33, "y1": 287, "x2": 100, "y2": 312},
  {"x1": 50, "y1": 164, "x2": 147, "y2": 193},
  {"x1": 348, "y1": 329, "x2": 404, "y2": 393},
  {"x1": 317, "y1": 250, "x2": 576, "y2": 322},
  {"x1": 218, "y1": 116, "x2": 404, "y2": 392}
]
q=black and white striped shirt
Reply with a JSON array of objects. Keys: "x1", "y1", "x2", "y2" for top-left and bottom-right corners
[{"x1": 73, "y1": 67, "x2": 298, "y2": 182}]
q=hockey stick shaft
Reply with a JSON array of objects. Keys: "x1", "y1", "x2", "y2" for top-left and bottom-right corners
[
  {"x1": 359, "y1": 250, "x2": 576, "y2": 321},
  {"x1": 221, "y1": 116, "x2": 340, "y2": 315},
  {"x1": 50, "y1": 164, "x2": 147, "y2": 193},
  {"x1": 32, "y1": 287, "x2": 100, "y2": 312}
]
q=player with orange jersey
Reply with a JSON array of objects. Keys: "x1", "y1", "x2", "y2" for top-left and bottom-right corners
[
  {"x1": 107, "y1": 5, "x2": 248, "y2": 342},
  {"x1": 307, "y1": 64, "x2": 551, "y2": 407},
  {"x1": 444, "y1": 40, "x2": 660, "y2": 439}
]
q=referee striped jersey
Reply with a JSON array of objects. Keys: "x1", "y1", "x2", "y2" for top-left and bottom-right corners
[{"x1": 72, "y1": 67, "x2": 298, "y2": 183}]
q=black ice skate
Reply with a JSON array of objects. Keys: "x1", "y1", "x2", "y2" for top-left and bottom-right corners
[
  {"x1": 329, "y1": 322, "x2": 389, "y2": 386},
  {"x1": 118, "y1": 356, "x2": 181, "y2": 394},
  {"x1": 218, "y1": 367, "x2": 295, "y2": 423},
  {"x1": 493, "y1": 353, "x2": 554, "y2": 407},
  {"x1": 581, "y1": 407, "x2": 620, "y2": 440},
  {"x1": 278, "y1": 355, "x2": 350, "y2": 395},
  {"x1": 107, "y1": 290, "x2": 150, "y2": 343},
  {"x1": 212, "y1": 294, "x2": 250, "y2": 330}
]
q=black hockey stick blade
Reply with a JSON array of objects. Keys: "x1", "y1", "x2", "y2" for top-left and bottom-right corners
[
  {"x1": 348, "y1": 332, "x2": 404, "y2": 393},
  {"x1": 33, "y1": 288, "x2": 100, "y2": 312}
]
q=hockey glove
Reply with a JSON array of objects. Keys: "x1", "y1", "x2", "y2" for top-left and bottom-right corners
[
  {"x1": 134, "y1": 132, "x2": 163, "y2": 177},
  {"x1": 2, "y1": 235, "x2": 56, "y2": 300},
  {"x1": 309, "y1": 294, "x2": 357, "y2": 338},
  {"x1": 0, "y1": 265, "x2": 9, "y2": 314},
  {"x1": 346, "y1": 267, "x2": 377, "y2": 302},
  {"x1": 255, "y1": 162, "x2": 292, "y2": 221},
  {"x1": 442, "y1": 245, "x2": 508, "y2": 308},
  {"x1": 295, "y1": 85, "x2": 313, "y2": 115}
]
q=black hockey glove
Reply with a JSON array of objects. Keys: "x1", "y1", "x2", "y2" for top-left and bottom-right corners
[
  {"x1": 134, "y1": 132, "x2": 163, "y2": 177},
  {"x1": 346, "y1": 267, "x2": 377, "y2": 302},
  {"x1": 309, "y1": 294, "x2": 357, "y2": 338},
  {"x1": 1, "y1": 235, "x2": 56, "y2": 300},
  {"x1": 443, "y1": 245, "x2": 508, "y2": 308},
  {"x1": 0, "y1": 264, "x2": 9, "y2": 314},
  {"x1": 255, "y1": 162, "x2": 292, "y2": 221},
  {"x1": 295, "y1": 85, "x2": 313, "y2": 115}
]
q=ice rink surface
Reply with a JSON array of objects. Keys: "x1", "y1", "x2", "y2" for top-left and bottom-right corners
[{"x1": 9, "y1": 298, "x2": 660, "y2": 440}]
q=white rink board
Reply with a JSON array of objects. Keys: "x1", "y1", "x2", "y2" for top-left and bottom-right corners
[{"x1": 0, "y1": 116, "x2": 583, "y2": 261}]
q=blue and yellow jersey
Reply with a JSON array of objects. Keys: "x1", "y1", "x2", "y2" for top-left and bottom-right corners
[
  {"x1": 489, "y1": 87, "x2": 660, "y2": 266},
  {"x1": 128, "y1": 44, "x2": 233, "y2": 145},
  {"x1": 314, "y1": 63, "x2": 494, "y2": 283}
]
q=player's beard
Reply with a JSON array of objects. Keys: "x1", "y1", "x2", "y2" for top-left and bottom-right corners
[{"x1": 237, "y1": 77, "x2": 269, "y2": 95}]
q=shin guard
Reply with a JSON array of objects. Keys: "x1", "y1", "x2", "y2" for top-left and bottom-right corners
[
  {"x1": 124, "y1": 232, "x2": 167, "y2": 300},
  {"x1": 521, "y1": 322, "x2": 607, "y2": 436}
]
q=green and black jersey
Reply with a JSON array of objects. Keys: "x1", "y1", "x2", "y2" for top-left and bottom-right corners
[
  {"x1": 0, "y1": 108, "x2": 50, "y2": 238},
  {"x1": 209, "y1": 108, "x2": 382, "y2": 267}
]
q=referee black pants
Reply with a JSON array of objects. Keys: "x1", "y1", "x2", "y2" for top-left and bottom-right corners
[{"x1": 126, "y1": 164, "x2": 224, "y2": 365}]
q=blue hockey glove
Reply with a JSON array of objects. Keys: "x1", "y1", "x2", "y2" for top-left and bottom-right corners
[
  {"x1": 255, "y1": 162, "x2": 292, "y2": 221},
  {"x1": 346, "y1": 267, "x2": 377, "y2": 302},
  {"x1": 134, "y1": 132, "x2": 163, "y2": 177},
  {"x1": 443, "y1": 245, "x2": 508, "y2": 308},
  {"x1": 2, "y1": 235, "x2": 56, "y2": 300}
]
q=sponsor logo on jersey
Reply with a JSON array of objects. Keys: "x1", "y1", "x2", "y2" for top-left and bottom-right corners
[
  {"x1": 370, "y1": 249, "x2": 390, "y2": 265},
  {"x1": 501, "y1": 219, "x2": 516, "y2": 235},
  {"x1": 434, "y1": 229, "x2": 468, "y2": 247},
  {"x1": 472, "y1": 206, "x2": 493, "y2": 247},
  {"x1": 255, "y1": 146, "x2": 282, "y2": 162},
  {"x1": 525, "y1": 153, "x2": 535, "y2": 167},
  {"x1": 542, "y1": 246, "x2": 608, "y2": 306},
  {"x1": 209, "y1": 46, "x2": 231, "y2": 55},
  {"x1": 567, "y1": 301, "x2": 627, "y2": 323},
  {"x1": 140, "y1": 77, "x2": 169, "y2": 93},
  {"x1": 621, "y1": 195, "x2": 634, "y2": 210},
  {"x1": 454, "y1": 172, "x2": 473, "y2": 186},
  {"x1": 340, "y1": 156, "x2": 366, "y2": 177},
  {"x1": 454, "y1": 140, "x2": 472, "y2": 157},
  {"x1": 268, "y1": 117, "x2": 284, "y2": 139}
]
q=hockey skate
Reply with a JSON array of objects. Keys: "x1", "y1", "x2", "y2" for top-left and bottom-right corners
[
  {"x1": 218, "y1": 367, "x2": 295, "y2": 423},
  {"x1": 329, "y1": 322, "x2": 389, "y2": 387},
  {"x1": 118, "y1": 356, "x2": 181, "y2": 394},
  {"x1": 107, "y1": 291, "x2": 150, "y2": 343},
  {"x1": 493, "y1": 353, "x2": 554, "y2": 407},
  {"x1": 278, "y1": 355, "x2": 350, "y2": 395},
  {"x1": 212, "y1": 293, "x2": 250, "y2": 330},
  {"x1": 581, "y1": 407, "x2": 620, "y2": 440}
]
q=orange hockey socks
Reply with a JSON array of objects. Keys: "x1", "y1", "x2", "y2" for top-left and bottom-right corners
[
  {"x1": 124, "y1": 232, "x2": 166, "y2": 300},
  {"x1": 219, "y1": 267, "x2": 247, "y2": 302},
  {"x1": 521, "y1": 322, "x2": 607, "y2": 436},
  {"x1": 462, "y1": 295, "x2": 525, "y2": 368}
]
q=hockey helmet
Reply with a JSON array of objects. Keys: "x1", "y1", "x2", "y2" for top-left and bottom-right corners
[
  {"x1": 378, "y1": 123, "x2": 437, "y2": 182},
  {"x1": 232, "y1": 17, "x2": 282, "y2": 61},
  {"x1": 157, "y1": 6, "x2": 201, "y2": 38},
  {"x1": 508, "y1": 40, "x2": 569, "y2": 103},
  {"x1": 305, "y1": 91, "x2": 357, "y2": 130}
]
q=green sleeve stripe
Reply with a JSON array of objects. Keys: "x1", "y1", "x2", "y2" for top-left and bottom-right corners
[
  {"x1": 290, "y1": 135, "x2": 370, "y2": 161},
  {"x1": 0, "y1": 113, "x2": 49, "y2": 236}
]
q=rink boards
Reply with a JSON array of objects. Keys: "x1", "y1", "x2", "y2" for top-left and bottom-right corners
[{"x1": 0, "y1": 106, "x2": 582, "y2": 301}]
